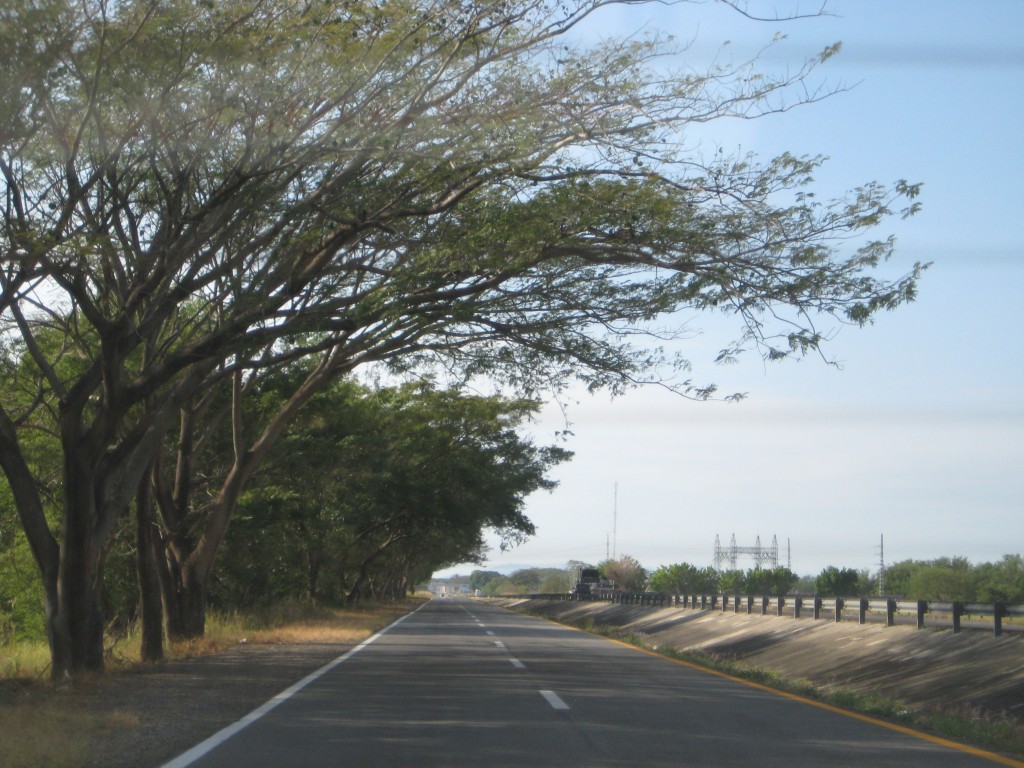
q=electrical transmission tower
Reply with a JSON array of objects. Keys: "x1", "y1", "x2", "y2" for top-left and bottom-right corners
[{"x1": 714, "y1": 533, "x2": 780, "y2": 571}]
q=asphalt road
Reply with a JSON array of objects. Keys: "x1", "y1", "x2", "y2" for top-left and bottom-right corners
[{"x1": 162, "y1": 598, "x2": 1020, "y2": 767}]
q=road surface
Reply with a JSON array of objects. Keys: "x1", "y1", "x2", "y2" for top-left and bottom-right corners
[{"x1": 162, "y1": 598, "x2": 1021, "y2": 767}]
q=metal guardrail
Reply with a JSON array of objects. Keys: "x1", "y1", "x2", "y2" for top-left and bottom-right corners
[{"x1": 512, "y1": 592, "x2": 1023, "y2": 637}]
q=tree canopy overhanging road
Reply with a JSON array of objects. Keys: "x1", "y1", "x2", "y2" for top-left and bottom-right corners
[{"x1": 1, "y1": 0, "x2": 923, "y2": 685}]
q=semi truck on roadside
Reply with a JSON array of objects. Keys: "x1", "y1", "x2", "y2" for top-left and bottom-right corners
[{"x1": 571, "y1": 566, "x2": 615, "y2": 599}]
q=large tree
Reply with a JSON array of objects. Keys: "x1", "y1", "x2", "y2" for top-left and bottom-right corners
[
  {"x1": 214, "y1": 380, "x2": 568, "y2": 607},
  {"x1": 814, "y1": 565, "x2": 861, "y2": 597},
  {"x1": 648, "y1": 562, "x2": 720, "y2": 594},
  {"x1": 601, "y1": 555, "x2": 648, "y2": 592},
  {"x1": 0, "y1": 0, "x2": 923, "y2": 680}
]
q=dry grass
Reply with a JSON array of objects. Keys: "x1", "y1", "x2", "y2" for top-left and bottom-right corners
[
  {"x1": 0, "y1": 696, "x2": 92, "y2": 768},
  {"x1": 0, "y1": 598, "x2": 424, "y2": 768},
  {"x1": 0, "y1": 642, "x2": 51, "y2": 681},
  {"x1": 174, "y1": 599, "x2": 421, "y2": 651},
  {"x1": 0, "y1": 680, "x2": 147, "y2": 768},
  {"x1": 249, "y1": 621, "x2": 374, "y2": 644}
]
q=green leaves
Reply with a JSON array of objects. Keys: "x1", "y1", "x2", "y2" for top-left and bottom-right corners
[
  {"x1": 0, "y1": 0, "x2": 928, "y2": 667},
  {"x1": 217, "y1": 378, "x2": 570, "y2": 603}
]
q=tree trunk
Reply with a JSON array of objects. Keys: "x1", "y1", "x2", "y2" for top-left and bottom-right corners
[
  {"x1": 54, "y1": 475, "x2": 106, "y2": 679},
  {"x1": 157, "y1": 550, "x2": 208, "y2": 641},
  {"x1": 136, "y1": 478, "x2": 164, "y2": 662},
  {"x1": 306, "y1": 551, "x2": 322, "y2": 602}
]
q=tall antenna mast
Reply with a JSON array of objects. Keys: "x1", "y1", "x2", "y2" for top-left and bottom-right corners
[{"x1": 612, "y1": 482, "x2": 618, "y2": 560}]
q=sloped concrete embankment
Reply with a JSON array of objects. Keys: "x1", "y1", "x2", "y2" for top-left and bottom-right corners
[{"x1": 499, "y1": 598, "x2": 1024, "y2": 722}]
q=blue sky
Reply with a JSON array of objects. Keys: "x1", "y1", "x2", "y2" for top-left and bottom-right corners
[{"x1": 436, "y1": 1, "x2": 1024, "y2": 579}]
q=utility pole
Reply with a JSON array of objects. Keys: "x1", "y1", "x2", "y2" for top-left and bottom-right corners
[{"x1": 876, "y1": 534, "x2": 886, "y2": 596}]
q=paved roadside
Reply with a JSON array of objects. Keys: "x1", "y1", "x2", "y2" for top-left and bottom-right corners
[{"x1": 73, "y1": 642, "x2": 355, "y2": 768}]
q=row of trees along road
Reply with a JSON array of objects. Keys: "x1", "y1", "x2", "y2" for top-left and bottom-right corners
[
  {"x1": 1, "y1": 378, "x2": 567, "y2": 645},
  {"x1": 214, "y1": 380, "x2": 569, "y2": 610},
  {"x1": 467, "y1": 557, "x2": 1023, "y2": 602},
  {"x1": 647, "y1": 558, "x2": 1024, "y2": 600},
  {"x1": 0, "y1": 0, "x2": 923, "y2": 682}
]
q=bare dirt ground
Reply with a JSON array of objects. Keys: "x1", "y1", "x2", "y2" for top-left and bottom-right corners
[{"x1": 504, "y1": 599, "x2": 1024, "y2": 724}]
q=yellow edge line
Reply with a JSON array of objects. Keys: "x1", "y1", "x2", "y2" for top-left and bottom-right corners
[{"x1": 543, "y1": 616, "x2": 1024, "y2": 768}]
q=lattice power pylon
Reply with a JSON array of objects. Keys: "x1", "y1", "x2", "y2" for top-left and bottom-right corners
[{"x1": 714, "y1": 533, "x2": 779, "y2": 571}]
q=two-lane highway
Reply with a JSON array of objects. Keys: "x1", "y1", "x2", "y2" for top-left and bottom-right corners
[{"x1": 162, "y1": 598, "x2": 1021, "y2": 767}]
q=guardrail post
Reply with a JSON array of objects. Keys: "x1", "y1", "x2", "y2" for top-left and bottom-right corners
[
  {"x1": 746, "y1": 595, "x2": 754, "y2": 614},
  {"x1": 886, "y1": 598, "x2": 896, "y2": 626},
  {"x1": 835, "y1": 597, "x2": 844, "y2": 623},
  {"x1": 721, "y1": 594, "x2": 729, "y2": 612},
  {"x1": 794, "y1": 596, "x2": 803, "y2": 619},
  {"x1": 734, "y1": 594, "x2": 741, "y2": 614},
  {"x1": 859, "y1": 598, "x2": 869, "y2": 624},
  {"x1": 917, "y1": 600, "x2": 927, "y2": 629},
  {"x1": 761, "y1": 595, "x2": 769, "y2": 615},
  {"x1": 952, "y1": 602, "x2": 962, "y2": 633},
  {"x1": 776, "y1": 596, "x2": 784, "y2": 617},
  {"x1": 994, "y1": 603, "x2": 1005, "y2": 637},
  {"x1": 813, "y1": 596, "x2": 822, "y2": 620}
]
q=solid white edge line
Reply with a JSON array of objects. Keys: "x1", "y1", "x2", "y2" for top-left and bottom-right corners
[
  {"x1": 159, "y1": 601, "x2": 428, "y2": 768},
  {"x1": 539, "y1": 690, "x2": 570, "y2": 710}
]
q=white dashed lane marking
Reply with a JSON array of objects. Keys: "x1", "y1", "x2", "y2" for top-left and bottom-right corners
[{"x1": 539, "y1": 690, "x2": 570, "y2": 710}]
